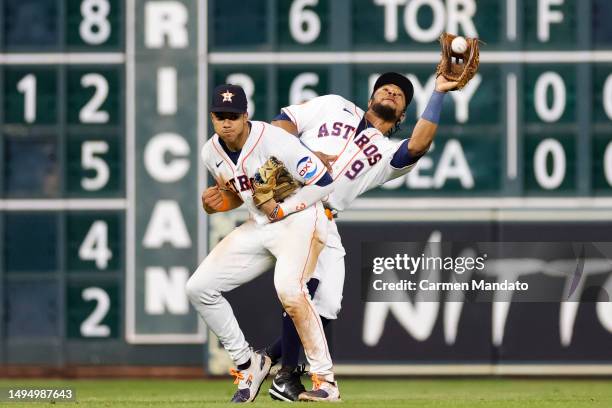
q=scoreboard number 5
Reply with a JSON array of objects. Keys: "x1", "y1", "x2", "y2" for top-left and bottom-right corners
[{"x1": 81, "y1": 141, "x2": 110, "y2": 191}]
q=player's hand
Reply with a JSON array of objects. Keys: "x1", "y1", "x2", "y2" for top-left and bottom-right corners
[
  {"x1": 313, "y1": 151, "x2": 337, "y2": 174},
  {"x1": 202, "y1": 186, "x2": 225, "y2": 212},
  {"x1": 435, "y1": 75, "x2": 459, "y2": 93},
  {"x1": 259, "y1": 199, "x2": 284, "y2": 221}
]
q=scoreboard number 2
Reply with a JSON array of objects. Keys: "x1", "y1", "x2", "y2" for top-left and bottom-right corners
[
  {"x1": 80, "y1": 73, "x2": 110, "y2": 123},
  {"x1": 80, "y1": 287, "x2": 111, "y2": 337}
]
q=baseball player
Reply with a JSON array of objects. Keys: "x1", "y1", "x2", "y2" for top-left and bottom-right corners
[
  {"x1": 186, "y1": 84, "x2": 340, "y2": 402},
  {"x1": 260, "y1": 72, "x2": 460, "y2": 401}
]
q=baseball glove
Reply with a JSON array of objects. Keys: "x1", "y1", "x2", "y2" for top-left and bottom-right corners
[
  {"x1": 252, "y1": 156, "x2": 299, "y2": 207},
  {"x1": 436, "y1": 33, "x2": 481, "y2": 90}
]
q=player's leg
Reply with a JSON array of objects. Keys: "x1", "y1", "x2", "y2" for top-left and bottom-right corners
[
  {"x1": 267, "y1": 278, "x2": 321, "y2": 402},
  {"x1": 266, "y1": 203, "x2": 340, "y2": 401},
  {"x1": 185, "y1": 220, "x2": 273, "y2": 402},
  {"x1": 268, "y1": 225, "x2": 346, "y2": 401},
  {"x1": 311, "y1": 220, "x2": 346, "y2": 321}
]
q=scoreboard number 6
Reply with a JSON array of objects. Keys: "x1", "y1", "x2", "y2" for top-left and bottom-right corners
[{"x1": 289, "y1": 0, "x2": 321, "y2": 44}]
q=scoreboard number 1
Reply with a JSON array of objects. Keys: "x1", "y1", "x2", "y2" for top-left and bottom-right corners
[{"x1": 16, "y1": 74, "x2": 36, "y2": 123}]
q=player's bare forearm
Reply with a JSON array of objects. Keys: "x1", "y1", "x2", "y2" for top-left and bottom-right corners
[
  {"x1": 202, "y1": 186, "x2": 243, "y2": 214},
  {"x1": 407, "y1": 118, "x2": 438, "y2": 157},
  {"x1": 406, "y1": 74, "x2": 457, "y2": 157},
  {"x1": 271, "y1": 120, "x2": 298, "y2": 136}
]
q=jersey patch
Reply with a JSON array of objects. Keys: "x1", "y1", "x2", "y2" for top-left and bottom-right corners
[{"x1": 297, "y1": 156, "x2": 318, "y2": 180}]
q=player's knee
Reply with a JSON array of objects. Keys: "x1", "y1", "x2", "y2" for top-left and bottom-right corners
[
  {"x1": 185, "y1": 274, "x2": 219, "y2": 306},
  {"x1": 276, "y1": 285, "x2": 305, "y2": 311}
]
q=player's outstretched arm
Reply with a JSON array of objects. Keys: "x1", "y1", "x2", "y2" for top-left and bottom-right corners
[
  {"x1": 406, "y1": 75, "x2": 458, "y2": 157},
  {"x1": 202, "y1": 185, "x2": 243, "y2": 214}
]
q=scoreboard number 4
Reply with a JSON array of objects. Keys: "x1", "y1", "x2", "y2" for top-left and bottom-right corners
[{"x1": 79, "y1": 220, "x2": 112, "y2": 270}]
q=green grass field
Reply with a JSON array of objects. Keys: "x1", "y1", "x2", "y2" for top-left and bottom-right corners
[{"x1": 1, "y1": 378, "x2": 611, "y2": 407}]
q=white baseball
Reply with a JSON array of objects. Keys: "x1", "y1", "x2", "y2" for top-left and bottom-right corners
[{"x1": 451, "y1": 36, "x2": 468, "y2": 53}]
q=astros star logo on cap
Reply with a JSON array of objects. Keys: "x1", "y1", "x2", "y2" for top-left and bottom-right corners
[{"x1": 221, "y1": 90, "x2": 234, "y2": 102}]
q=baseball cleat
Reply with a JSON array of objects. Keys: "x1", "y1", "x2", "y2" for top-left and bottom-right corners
[
  {"x1": 268, "y1": 365, "x2": 307, "y2": 402},
  {"x1": 259, "y1": 347, "x2": 280, "y2": 367},
  {"x1": 298, "y1": 374, "x2": 341, "y2": 402},
  {"x1": 229, "y1": 349, "x2": 272, "y2": 403}
]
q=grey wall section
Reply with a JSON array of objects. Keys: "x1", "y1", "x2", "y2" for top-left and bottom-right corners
[
  {"x1": 131, "y1": 0, "x2": 202, "y2": 340},
  {"x1": 224, "y1": 220, "x2": 612, "y2": 367}
]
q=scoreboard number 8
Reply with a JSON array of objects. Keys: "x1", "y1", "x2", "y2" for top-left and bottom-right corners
[{"x1": 80, "y1": 0, "x2": 111, "y2": 45}]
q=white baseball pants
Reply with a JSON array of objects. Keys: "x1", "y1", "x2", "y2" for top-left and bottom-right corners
[
  {"x1": 311, "y1": 220, "x2": 346, "y2": 320},
  {"x1": 186, "y1": 203, "x2": 334, "y2": 378}
]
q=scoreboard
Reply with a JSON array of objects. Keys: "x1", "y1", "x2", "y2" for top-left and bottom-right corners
[{"x1": 0, "y1": 0, "x2": 611, "y2": 369}]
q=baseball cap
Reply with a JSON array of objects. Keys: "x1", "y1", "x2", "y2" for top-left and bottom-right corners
[
  {"x1": 210, "y1": 84, "x2": 248, "y2": 113},
  {"x1": 371, "y1": 72, "x2": 414, "y2": 110}
]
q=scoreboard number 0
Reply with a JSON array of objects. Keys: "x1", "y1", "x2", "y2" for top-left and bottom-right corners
[
  {"x1": 80, "y1": 287, "x2": 111, "y2": 337},
  {"x1": 534, "y1": 138, "x2": 566, "y2": 190}
]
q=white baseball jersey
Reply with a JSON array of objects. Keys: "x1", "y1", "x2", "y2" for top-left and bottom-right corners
[
  {"x1": 282, "y1": 94, "x2": 416, "y2": 211},
  {"x1": 201, "y1": 120, "x2": 327, "y2": 224}
]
